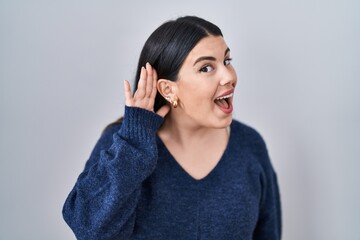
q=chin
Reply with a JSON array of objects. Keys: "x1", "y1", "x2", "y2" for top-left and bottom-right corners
[
  {"x1": 211, "y1": 116, "x2": 233, "y2": 129},
  {"x1": 222, "y1": 117, "x2": 233, "y2": 127}
]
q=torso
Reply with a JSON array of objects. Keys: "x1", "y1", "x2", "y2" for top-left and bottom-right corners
[{"x1": 133, "y1": 120, "x2": 263, "y2": 239}]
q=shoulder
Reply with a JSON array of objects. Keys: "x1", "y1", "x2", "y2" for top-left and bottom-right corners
[
  {"x1": 99, "y1": 121, "x2": 122, "y2": 146},
  {"x1": 230, "y1": 119, "x2": 273, "y2": 170},
  {"x1": 231, "y1": 119, "x2": 267, "y2": 149},
  {"x1": 81, "y1": 121, "x2": 122, "y2": 171},
  {"x1": 90, "y1": 121, "x2": 122, "y2": 156}
]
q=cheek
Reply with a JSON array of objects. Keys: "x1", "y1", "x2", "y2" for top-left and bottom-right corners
[
  {"x1": 176, "y1": 76, "x2": 218, "y2": 108},
  {"x1": 180, "y1": 86, "x2": 216, "y2": 110}
]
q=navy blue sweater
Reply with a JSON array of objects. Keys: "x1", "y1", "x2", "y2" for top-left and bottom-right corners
[{"x1": 63, "y1": 106, "x2": 281, "y2": 239}]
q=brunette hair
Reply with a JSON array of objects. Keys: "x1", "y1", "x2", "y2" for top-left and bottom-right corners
[{"x1": 104, "y1": 16, "x2": 223, "y2": 131}]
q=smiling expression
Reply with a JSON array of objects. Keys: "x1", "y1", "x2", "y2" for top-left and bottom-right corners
[{"x1": 171, "y1": 35, "x2": 237, "y2": 129}]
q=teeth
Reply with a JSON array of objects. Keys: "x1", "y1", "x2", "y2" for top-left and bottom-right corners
[{"x1": 216, "y1": 93, "x2": 233, "y2": 100}]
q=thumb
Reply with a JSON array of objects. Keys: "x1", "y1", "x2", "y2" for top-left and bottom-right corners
[{"x1": 156, "y1": 104, "x2": 171, "y2": 118}]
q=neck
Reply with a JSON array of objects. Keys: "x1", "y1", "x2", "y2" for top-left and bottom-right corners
[{"x1": 158, "y1": 112, "x2": 230, "y2": 147}]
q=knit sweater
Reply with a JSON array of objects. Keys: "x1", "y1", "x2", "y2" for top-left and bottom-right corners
[{"x1": 63, "y1": 106, "x2": 281, "y2": 240}]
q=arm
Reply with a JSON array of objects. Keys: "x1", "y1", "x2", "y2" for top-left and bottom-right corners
[
  {"x1": 252, "y1": 132, "x2": 282, "y2": 239},
  {"x1": 253, "y1": 168, "x2": 282, "y2": 239},
  {"x1": 62, "y1": 63, "x2": 170, "y2": 240},
  {"x1": 62, "y1": 107, "x2": 163, "y2": 240}
]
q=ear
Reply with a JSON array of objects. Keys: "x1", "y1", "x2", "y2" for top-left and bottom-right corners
[{"x1": 157, "y1": 79, "x2": 178, "y2": 101}]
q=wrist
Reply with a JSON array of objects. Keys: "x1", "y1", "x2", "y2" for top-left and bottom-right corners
[{"x1": 120, "y1": 106, "x2": 164, "y2": 142}]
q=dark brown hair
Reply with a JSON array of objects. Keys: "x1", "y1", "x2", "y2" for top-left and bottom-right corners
[{"x1": 104, "y1": 16, "x2": 223, "y2": 132}]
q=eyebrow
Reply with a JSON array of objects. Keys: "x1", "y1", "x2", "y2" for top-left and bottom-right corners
[{"x1": 193, "y1": 47, "x2": 230, "y2": 66}]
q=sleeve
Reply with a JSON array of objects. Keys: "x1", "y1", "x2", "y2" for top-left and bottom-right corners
[
  {"x1": 252, "y1": 132, "x2": 282, "y2": 240},
  {"x1": 62, "y1": 106, "x2": 164, "y2": 240}
]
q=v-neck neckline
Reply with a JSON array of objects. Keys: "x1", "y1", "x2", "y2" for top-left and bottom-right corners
[{"x1": 156, "y1": 122, "x2": 234, "y2": 183}]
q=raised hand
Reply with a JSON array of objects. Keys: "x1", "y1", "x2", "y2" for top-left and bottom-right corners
[{"x1": 124, "y1": 63, "x2": 170, "y2": 118}]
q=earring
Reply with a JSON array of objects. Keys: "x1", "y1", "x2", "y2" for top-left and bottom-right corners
[{"x1": 165, "y1": 96, "x2": 177, "y2": 108}]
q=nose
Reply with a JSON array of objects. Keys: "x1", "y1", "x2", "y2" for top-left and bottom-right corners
[{"x1": 219, "y1": 66, "x2": 237, "y2": 86}]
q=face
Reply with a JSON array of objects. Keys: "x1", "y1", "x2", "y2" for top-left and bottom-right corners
[{"x1": 172, "y1": 35, "x2": 237, "y2": 128}]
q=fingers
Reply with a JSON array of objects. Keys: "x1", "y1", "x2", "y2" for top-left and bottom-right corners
[
  {"x1": 145, "y1": 63, "x2": 154, "y2": 97},
  {"x1": 135, "y1": 63, "x2": 157, "y2": 99},
  {"x1": 123, "y1": 80, "x2": 132, "y2": 106},
  {"x1": 151, "y1": 67, "x2": 158, "y2": 99},
  {"x1": 135, "y1": 66, "x2": 146, "y2": 98},
  {"x1": 125, "y1": 63, "x2": 159, "y2": 112},
  {"x1": 156, "y1": 104, "x2": 171, "y2": 118}
]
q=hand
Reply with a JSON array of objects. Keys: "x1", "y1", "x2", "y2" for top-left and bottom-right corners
[{"x1": 124, "y1": 63, "x2": 170, "y2": 118}]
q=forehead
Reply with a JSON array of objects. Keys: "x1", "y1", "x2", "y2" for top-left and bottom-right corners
[{"x1": 186, "y1": 36, "x2": 228, "y2": 61}]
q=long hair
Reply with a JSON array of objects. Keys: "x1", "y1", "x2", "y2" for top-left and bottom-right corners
[{"x1": 104, "y1": 16, "x2": 223, "y2": 131}]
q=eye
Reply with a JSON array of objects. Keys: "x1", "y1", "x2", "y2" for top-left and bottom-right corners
[
  {"x1": 224, "y1": 58, "x2": 232, "y2": 66},
  {"x1": 200, "y1": 64, "x2": 214, "y2": 73}
]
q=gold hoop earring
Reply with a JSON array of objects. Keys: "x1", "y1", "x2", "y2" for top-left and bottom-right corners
[{"x1": 172, "y1": 100, "x2": 178, "y2": 108}]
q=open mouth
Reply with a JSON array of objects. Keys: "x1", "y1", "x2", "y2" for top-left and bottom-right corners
[{"x1": 214, "y1": 93, "x2": 233, "y2": 109}]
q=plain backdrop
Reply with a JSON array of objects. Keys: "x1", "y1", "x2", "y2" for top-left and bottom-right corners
[{"x1": 1, "y1": 0, "x2": 359, "y2": 239}]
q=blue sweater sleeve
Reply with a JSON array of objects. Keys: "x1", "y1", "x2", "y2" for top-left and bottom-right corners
[
  {"x1": 62, "y1": 106, "x2": 164, "y2": 240},
  {"x1": 251, "y1": 132, "x2": 282, "y2": 240}
]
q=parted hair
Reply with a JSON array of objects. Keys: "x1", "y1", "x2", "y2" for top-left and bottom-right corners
[{"x1": 104, "y1": 16, "x2": 223, "y2": 131}]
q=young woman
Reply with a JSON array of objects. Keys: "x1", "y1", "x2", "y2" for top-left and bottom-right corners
[{"x1": 63, "y1": 16, "x2": 281, "y2": 240}]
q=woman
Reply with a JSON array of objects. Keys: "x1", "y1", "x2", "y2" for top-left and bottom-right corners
[{"x1": 63, "y1": 16, "x2": 281, "y2": 240}]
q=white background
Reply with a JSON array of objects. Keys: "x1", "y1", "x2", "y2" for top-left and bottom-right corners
[{"x1": 1, "y1": 0, "x2": 359, "y2": 239}]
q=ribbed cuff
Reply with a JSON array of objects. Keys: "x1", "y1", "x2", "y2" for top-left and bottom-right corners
[{"x1": 120, "y1": 106, "x2": 164, "y2": 142}]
